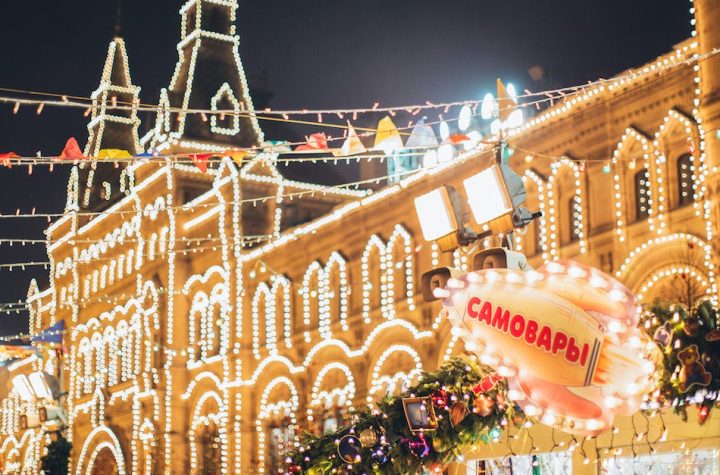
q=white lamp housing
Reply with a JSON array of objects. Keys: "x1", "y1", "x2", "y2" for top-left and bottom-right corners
[
  {"x1": 29, "y1": 372, "x2": 52, "y2": 400},
  {"x1": 414, "y1": 186, "x2": 459, "y2": 242},
  {"x1": 463, "y1": 165, "x2": 514, "y2": 227},
  {"x1": 11, "y1": 375, "x2": 34, "y2": 402}
]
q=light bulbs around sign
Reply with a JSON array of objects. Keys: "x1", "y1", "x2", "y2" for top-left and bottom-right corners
[
  {"x1": 28, "y1": 372, "x2": 52, "y2": 400},
  {"x1": 439, "y1": 120, "x2": 450, "y2": 141},
  {"x1": 463, "y1": 131, "x2": 482, "y2": 151},
  {"x1": 438, "y1": 143, "x2": 455, "y2": 163},
  {"x1": 414, "y1": 187, "x2": 459, "y2": 242},
  {"x1": 506, "y1": 109, "x2": 524, "y2": 129},
  {"x1": 423, "y1": 149, "x2": 438, "y2": 168},
  {"x1": 458, "y1": 105, "x2": 472, "y2": 131},
  {"x1": 11, "y1": 375, "x2": 34, "y2": 401},
  {"x1": 481, "y1": 93, "x2": 496, "y2": 120},
  {"x1": 463, "y1": 165, "x2": 514, "y2": 227}
]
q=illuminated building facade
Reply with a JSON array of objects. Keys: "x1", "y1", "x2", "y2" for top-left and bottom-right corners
[{"x1": 2, "y1": 0, "x2": 720, "y2": 473}]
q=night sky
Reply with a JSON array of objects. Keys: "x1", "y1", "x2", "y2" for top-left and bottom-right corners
[{"x1": 0, "y1": 0, "x2": 691, "y2": 337}]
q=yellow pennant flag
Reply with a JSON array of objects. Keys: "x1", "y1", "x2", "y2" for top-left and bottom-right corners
[
  {"x1": 334, "y1": 122, "x2": 366, "y2": 156},
  {"x1": 373, "y1": 116, "x2": 404, "y2": 155},
  {"x1": 226, "y1": 149, "x2": 249, "y2": 167},
  {"x1": 496, "y1": 79, "x2": 517, "y2": 123},
  {"x1": 97, "y1": 149, "x2": 131, "y2": 159}
]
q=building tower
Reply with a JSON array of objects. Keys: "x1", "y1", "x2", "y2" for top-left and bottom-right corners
[
  {"x1": 145, "y1": 0, "x2": 264, "y2": 154},
  {"x1": 79, "y1": 37, "x2": 142, "y2": 211}
]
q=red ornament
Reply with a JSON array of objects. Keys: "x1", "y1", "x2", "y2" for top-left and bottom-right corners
[
  {"x1": 431, "y1": 389, "x2": 450, "y2": 409},
  {"x1": 287, "y1": 464, "x2": 302, "y2": 473},
  {"x1": 472, "y1": 372, "x2": 503, "y2": 395},
  {"x1": 698, "y1": 406, "x2": 710, "y2": 424}
]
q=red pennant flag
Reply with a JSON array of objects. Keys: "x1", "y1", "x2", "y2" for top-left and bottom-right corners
[
  {"x1": 0, "y1": 152, "x2": 19, "y2": 168},
  {"x1": 295, "y1": 132, "x2": 329, "y2": 151},
  {"x1": 191, "y1": 153, "x2": 213, "y2": 173},
  {"x1": 449, "y1": 134, "x2": 470, "y2": 144},
  {"x1": 58, "y1": 137, "x2": 84, "y2": 161}
]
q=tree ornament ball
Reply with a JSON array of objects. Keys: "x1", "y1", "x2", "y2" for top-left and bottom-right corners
[
  {"x1": 359, "y1": 428, "x2": 378, "y2": 448},
  {"x1": 431, "y1": 388, "x2": 450, "y2": 409},
  {"x1": 432, "y1": 436, "x2": 449, "y2": 453},
  {"x1": 287, "y1": 464, "x2": 302, "y2": 473},
  {"x1": 337, "y1": 435, "x2": 363, "y2": 464},
  {"x1": 473, "y1": 394, "x2": 495, "y2": 416}
]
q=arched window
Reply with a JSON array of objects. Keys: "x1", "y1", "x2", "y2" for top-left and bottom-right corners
[
  {"x1": 634, "y1": 169, "x2": 650, "y2": 221},
  {"x1": 361, "y1": 236, "x2": 385, "y2": 323},
  {"x1": 302, "y1": 262, "x2": 322, "y2": 340},
  {"x1": 567, "y1": 195, "x2": 582, "y2": 242},
  {"x1": 267, "y1": 419, "x2": 293, "y2": 473},
  {"x1": 676, "y1": 154, "x2": 694, "y2": 207},
  {"x1": 252, "y1": 284, "x2": 271, "y2": 359},
  {"x1": 198, "y1": 421, "x2": 221, "y2": 475},
  {"x1": 325, "y1": 253, "x2": 349, "y2": 333}
]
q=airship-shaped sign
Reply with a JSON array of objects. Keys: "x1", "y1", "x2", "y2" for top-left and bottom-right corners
[{"x1": 433, "y1": 261, "x2": 659, "y2": 435}]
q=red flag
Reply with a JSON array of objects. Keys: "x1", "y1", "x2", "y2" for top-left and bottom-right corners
[
  {"x1": 58, "y1": 137, "x2": 84, "y2": 160},
  {"x1": 449, "y1": 134, "x2": 470, "y2": 144},
  {"x1": 191, "y1": 153, "x2": 213, "y2": 173},
  {"x1": 295, "y1": 132, "x2": 329, "y2": 151},
  {"x1": 0, "y1": 152, "x2": 19, "y2": 168}
]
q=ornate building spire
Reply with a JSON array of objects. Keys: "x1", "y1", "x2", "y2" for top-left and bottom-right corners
[
  {"x1": 79, "y1": 37, "x2": 141, "y2": 211},
  {"x1": 145, "y1": 0, "x2": 264, "y2": 153}
]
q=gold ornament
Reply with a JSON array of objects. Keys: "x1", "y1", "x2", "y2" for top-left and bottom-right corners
[
  {"x1": 473, "y1": 394, "x2": 495, "y2": 416},
  {"x1": 359, "y1": 428, "x2": 378, "y2": 447}
]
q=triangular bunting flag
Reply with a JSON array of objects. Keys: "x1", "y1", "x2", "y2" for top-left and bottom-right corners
[
  {"x1": 373, "y1": 116, "x2": 403, "y2": 155},
  {"x1": 296, "y1": 133, "x2": 329, "y2": 151},
  {"x1": 405, "y1": 118, "x2": 438, "y2": 149},
  {"x1": 191, "y1": 153, "x2": 213, "y2": 173},
  {"x1": 334, "y1": 122, "x2": 366, "y2": 156},
  {"x1": 449, "y1": 134, "x2": 470, "y2": 144},
  {"x1": 496, "y1": 79, "x2": 517, "y2": 123},
  {"x1": 58, "y1": 137, "x2": 84, "y2": 161},
  {"x1": 0, "y1": 152, "x2": 19, "y2": 168},
  {"x1": 98, "y1": 149, "x2": 132, "y2": 159},
  {"x1": 226, "y1": 149, "x2": 250, "y2": 167}
]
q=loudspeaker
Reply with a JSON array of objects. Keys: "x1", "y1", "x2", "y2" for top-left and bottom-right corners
[
  {"x1": 420, "y1": 267, "x2": 463, "y2": 302},
  {"x1": 472, "y1": 247, "x2": 530, "y2": 271}
]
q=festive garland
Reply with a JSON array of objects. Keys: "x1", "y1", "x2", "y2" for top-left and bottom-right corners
[
  {"x1": 286, "y1": 356, "x2": 520, "y2": 474},
  {"x1": 642, "y1": 300, "x2": 720, "y2": 424},
  {"x1": 287, "y1": 301, "x2": 720, "y2": 474}
]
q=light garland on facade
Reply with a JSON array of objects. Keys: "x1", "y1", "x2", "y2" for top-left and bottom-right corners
[
  {"x1": 5, "y1": 4, "x2": 720, "y2": 473},
  {"x1": 545, "y1": 158, "x2": 586, "y2": 258},
  {"x1": 611, "y1": 128, "x2": 655, "y2": 242},
  {"x1": 367, "y1": 344, "x2": 423, "y2": 400}
]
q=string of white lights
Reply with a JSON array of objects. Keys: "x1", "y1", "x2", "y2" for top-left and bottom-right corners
[
  {"x1": 2, "y1": 46, "x2": 717, "y2": 119},
  {"x1": 0, "y1": 163, "x2": 460, "y2": 221}
]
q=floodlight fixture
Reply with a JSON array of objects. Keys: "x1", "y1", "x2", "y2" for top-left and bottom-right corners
[
  {"x1": 463, "y1": 164, "x2": 514, "y2": 233},
  {"x1": 414, "y1": 186, "x2": 459, "y2": 242},
  {"x1": 28, "y1": 372, "x2": 52, "y2": 400},
  {"x1": 11, "y1": 375, "x2": 34, "y2": 402}
]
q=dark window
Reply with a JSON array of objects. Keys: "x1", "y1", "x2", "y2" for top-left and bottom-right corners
[
  {"x1": 677, "y1": 154, "x2": 694, "y2": 207},
  {"x1": 532, "y1": 218, "x2": 541, "y2": 256},
  {"x1": 634, "y1": 170, "x2": 650, "y2": 221},
  {"x1": 568, "y1": 196, "x2": 581, "y2": 242},
  {"x1": 199, "y1": 422, "x2": 221, "y2": 475}
]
